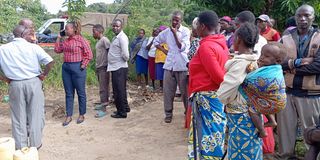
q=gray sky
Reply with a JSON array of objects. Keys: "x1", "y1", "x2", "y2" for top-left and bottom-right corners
[{"x1": 41, "y1": 0, "x2": 114, "y2": 14}]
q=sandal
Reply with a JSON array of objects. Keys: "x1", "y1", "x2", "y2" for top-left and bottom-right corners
[
  {"x1": 76, "y1": 115, "x2": 85, "y2": 124},
  {"x1": 94, "y1": 104, "x2": 106, "y2": 110},
  {"x1": 62, "y1": 117, "x2": 72, "y2": 126},
  {"x1": 95, "y1": 110, "x2": 107, "y2": 118}
]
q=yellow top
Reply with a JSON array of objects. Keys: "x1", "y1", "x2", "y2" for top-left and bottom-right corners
[{"x1": 155, "y1": 43, "x2": 168, "y2": 63}]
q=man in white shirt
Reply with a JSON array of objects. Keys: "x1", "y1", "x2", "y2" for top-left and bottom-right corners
[
  {"x1": 0, "y1": 25, "x2": 54, "y2": 149},
  {"x1": 154, "y1": 11, "x2": 191, "y2": 123},
  {"x1": 107, "y1": 19, "x2": 130, "y2": 118}
]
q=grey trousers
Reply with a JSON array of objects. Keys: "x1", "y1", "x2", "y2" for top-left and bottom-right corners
[
  {"x1": 277, "y1": 94, "x2": 320, "y2": 157},
  {"x1": 163, "y1": 70, "x2": 188, "y2": 118},
  {"x1": 96, "y1": 66, "x2": 110, "y2": 104},
  {"x1": 9, "y1": 77, "x2": 45, "y2": 149}
]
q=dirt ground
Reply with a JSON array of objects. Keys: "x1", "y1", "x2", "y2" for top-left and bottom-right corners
[{"x1": 0, "y1": 85, "x2": 188, "y2": 160}]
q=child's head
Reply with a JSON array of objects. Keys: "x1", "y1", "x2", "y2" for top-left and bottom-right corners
[
  {"x1": 258, "y1": 42, "x2": 287, "y2": 67},
  {"x1": 233, "y1": 22, "x2": 259, "y2": 51}
]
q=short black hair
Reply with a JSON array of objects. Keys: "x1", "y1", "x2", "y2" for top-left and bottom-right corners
[
  {"x1": 113, "y1": 19, "x2": 123, "y2": 25},
  {"x1": 198, "y1": 10, "x2": 219, "y2": 31},
  {"x1": 93, "y1": 24, "x2": 104, "y2": 33},
  {"x1": 236, "y1": 22, "x2": 259, "y2": 48},
  {"x1": 236, "y1": 11, "x2": 256, "y2": 24}
]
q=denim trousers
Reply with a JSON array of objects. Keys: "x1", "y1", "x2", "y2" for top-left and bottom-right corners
[{"x1": 62, "y1": 62, "x2": 87, "y2": 116}]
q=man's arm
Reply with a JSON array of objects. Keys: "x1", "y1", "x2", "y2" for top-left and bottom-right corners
[
  {"x1": 0, "y1": 75, "x2": 11, "y2": 84},
  {"x1": 119, "y1": 35, "x2": 130, "y2": 61},
  {"x1": 295, "y1": 53, "x2": 320, "y2": 76},
  {"x1": 38, "y1": 61, "x2": 54, "y2": 81},
  {"x1": 154, "y1": 31, "x2": 168, "y2": 54},
  {"x1": 170, "y1": 27, "x2": 182, "y2": 49}
]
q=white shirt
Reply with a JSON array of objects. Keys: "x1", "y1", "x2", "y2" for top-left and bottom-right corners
[
  {"x1": 0, "y1": 38, "x2": 53, "y2": 80},
  {"x1": 107, "y1": 31, "x2": 129, "y2": 72},
  {"x1": 154, "y1": 26, "x2": 191, "y2": 71},
  {"x1": 147, "y1": 37, "x2": 156, "y2": 58},
  {"x1": 254, "y1": 35, "x2": 268, "y2": 58}
]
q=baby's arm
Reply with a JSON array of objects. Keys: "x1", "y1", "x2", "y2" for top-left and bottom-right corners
[{"x1": 246, "y1": 62, "x2": 257, "y2": 73}]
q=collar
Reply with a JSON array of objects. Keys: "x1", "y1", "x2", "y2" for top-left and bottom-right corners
[
  {"x1": 13, "y1": 38, "x2": 28, "y2": 42},
  {"x1": 116, "y1": 31, "x2": 124, "y2": 38},
  {"x1": 177, "y1": 25, "x2": 184, "y2": 32}
]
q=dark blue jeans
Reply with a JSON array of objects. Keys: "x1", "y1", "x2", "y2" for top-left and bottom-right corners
[{"x1": 62, "y1": 62, "x2": 87, "y2": 117}]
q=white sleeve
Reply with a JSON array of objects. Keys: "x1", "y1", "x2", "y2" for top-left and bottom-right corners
[
  {"x1": 153, "y1": 30, "x2": 166, "y2": 46},
  {"x1": 179, "y1": 28, "x2": 191, "y2": 52},
  {"x1": 217, "y1": 60, "x2": 247, "y2": 104},
  {"x1": 35, "y1": 45, "x2": 53, "y2": 65}
]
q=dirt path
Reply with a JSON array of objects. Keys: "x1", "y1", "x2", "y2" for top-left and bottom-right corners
[{"x1": 0, "y1": 86, "x2": 188, "y2": 160}]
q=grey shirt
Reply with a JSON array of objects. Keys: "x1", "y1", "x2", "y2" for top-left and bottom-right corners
[
  {"x1": 95, "y1": 36, "x2": 110, "y2": 68},
  {"x1": 107, "y1": 31, "x2": 129, "y2": 72}
]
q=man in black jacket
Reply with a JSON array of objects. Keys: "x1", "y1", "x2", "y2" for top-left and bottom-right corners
[{"x1": 278, "y1": 4, "x2": 320, "y2": 159}]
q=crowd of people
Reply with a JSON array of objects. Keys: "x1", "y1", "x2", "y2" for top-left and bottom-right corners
[{"x1": 1, "y1": 3, "x2": 320, "y2": 160}]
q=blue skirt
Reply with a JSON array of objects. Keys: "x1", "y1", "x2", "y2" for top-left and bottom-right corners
[
  {"x1": 227, "y1": 112, "x2": 263, "y2": 160},
  {"x1": 188, "y1": 92, "x2": 227, "y2": 159},
  {"x1": 136, "y1": 55, "x2": 148, "y2": 75}
]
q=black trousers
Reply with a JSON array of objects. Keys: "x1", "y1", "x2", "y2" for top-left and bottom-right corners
[{"x1": 111, "y1": 67, "x2": 130, "y2": 115}]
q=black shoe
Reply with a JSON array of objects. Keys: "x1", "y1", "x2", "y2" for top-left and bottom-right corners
[
  {"x1": 111, "y1": 113, "x2": 127, "y2": 118},
  {"x1": 164, "y1": 117, "x2": 172, "y2": 123},
  {"x1": 125, "y1": 108, "x2": 131, "y2": 113}
]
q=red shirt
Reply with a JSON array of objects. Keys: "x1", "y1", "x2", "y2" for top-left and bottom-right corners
[
  {"x1": 54, "y1": 35, "x2": 93, "y2": 67},
  {"x1": 189, "y1": 34, "x2": 229, "y2": 94},
  {"x1": 261, "y1": 26, "x2": 281, "y2": 42}
]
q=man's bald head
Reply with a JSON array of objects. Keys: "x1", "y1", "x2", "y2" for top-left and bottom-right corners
[
  {"x1": 296, "y1": 4, "x2": 315, "y2": 16},
  {"x1": 13, "y1": 25, "x2": 28, "y2": 38},
  {"x1": 18, "y1": 18, "x2": 34, "y2": 29},
  {"x1": 295, "y1": 4, "x2": 315, "y2": 32}
]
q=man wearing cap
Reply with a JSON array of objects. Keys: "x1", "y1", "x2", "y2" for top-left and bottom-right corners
[
  {"x1": 256, "y1": 14, "x2": 281, "y2": 42},
  {"x1": 219, "y1": 16, "x2": 234, "y2": 48}
]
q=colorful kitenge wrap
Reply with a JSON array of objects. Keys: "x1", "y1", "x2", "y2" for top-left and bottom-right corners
[
  {"x1": 188, "y1": 91, "x2": 227, "y2": 160},
  {"x1": 240, "y1": 65, "x2": 286, "y2": 114},
  {"x1": 227, "y1": 112, "x2": 263, "y2": 160}
]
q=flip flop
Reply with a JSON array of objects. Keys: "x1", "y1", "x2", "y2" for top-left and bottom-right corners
[
  {"x1": 95, "y1": 110, "x2": 107, "y2": 118},
  {"x1": 94, "y1": 104, "x2": 106, "y2": 110}
]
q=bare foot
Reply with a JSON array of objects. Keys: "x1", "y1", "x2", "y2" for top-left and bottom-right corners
[{"x1": 264, "y1": 121, "x2": 277, "y2": 128}]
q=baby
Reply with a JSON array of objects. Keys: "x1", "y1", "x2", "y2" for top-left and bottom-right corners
[{"x1": 242, "y1": 42, "x2": 287, "y2": 137}]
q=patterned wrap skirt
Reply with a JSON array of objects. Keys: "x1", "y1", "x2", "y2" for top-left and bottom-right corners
[
  {"x1": 227, "y1": 112, "x2": 263, "y2": 160},
  {"x1": 188, "y1": 91, "x2": 227, "y2": 160}
]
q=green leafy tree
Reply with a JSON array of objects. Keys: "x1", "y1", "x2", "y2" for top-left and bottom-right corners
[
  {"x1": 86, "y1": 2, "x2": 108, "y2": 13},
  {"x1": 63, "y1": 0, "x2": 86, "y2": 20},
  {"x1": 0, "y1": 0, "x2": 52, "y2": 33}
]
